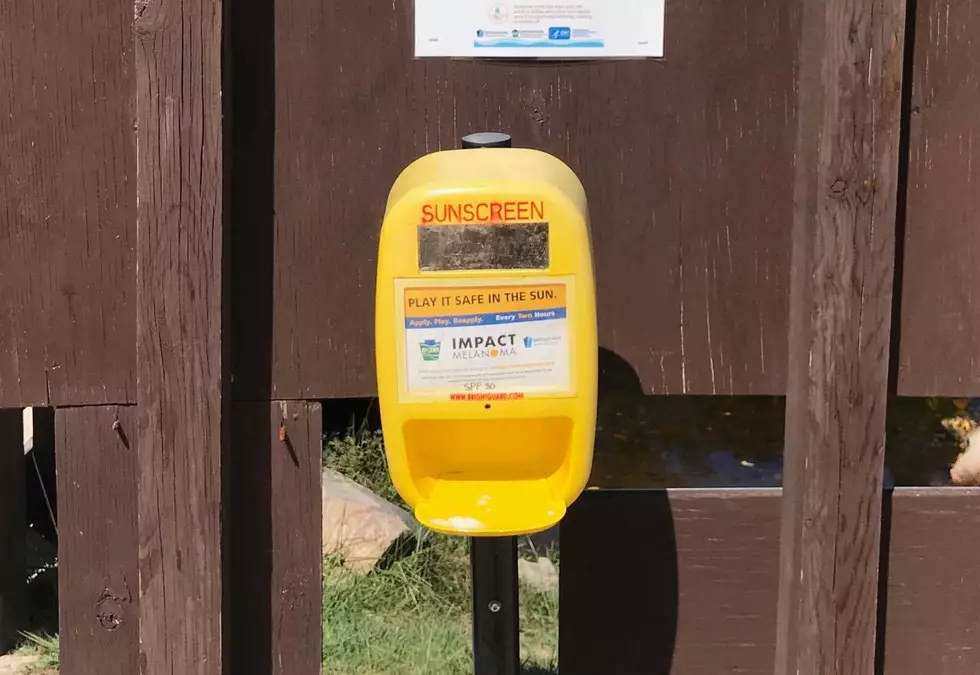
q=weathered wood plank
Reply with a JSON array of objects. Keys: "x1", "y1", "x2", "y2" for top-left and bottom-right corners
[
  {"x1": 775, "y1": 1, "x2": 907, "y2": 674},
  {"x1": 898, "y1": 0, "x2": 980, "y2": 395},
  {"x1": 232, "y1": 0, "x2": 798, "y2": 400},
  {"x1": 561, "y1": 488, "x2": 980, "y2": 675},
  {"x1": 878, "y1": 489, "x2": 980, "y2": 674},
  {"x1": 0, "y1": 410, "x2": 24, "y2": 651},
  {"x1": 134, "y1": 0, "x2": 227, "y2": 671},
  {"x1": 560, "y1": 489, "x2": 781, "y2": 675},
  {"x1": 230, "y1": 401, "x2": 322, "y2": 675},
  {"x1": 0, "y1": 0, "x2": 136, "y2": 408},
  {"x1": 55, "y1": 407, "x2": 138, "y2": 675}
]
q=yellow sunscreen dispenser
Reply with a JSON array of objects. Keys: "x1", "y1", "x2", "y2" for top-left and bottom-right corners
[{"x1": 375, "y1": 132, "x2": 597, "y2": 537}]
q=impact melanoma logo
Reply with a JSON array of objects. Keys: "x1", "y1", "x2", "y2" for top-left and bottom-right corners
[
  {"x1": 452, "y1": 333, "x2": 518, "y2": 360},
  {"x1": 419, "y1": 339, "x2": 441, "y2": 362}
]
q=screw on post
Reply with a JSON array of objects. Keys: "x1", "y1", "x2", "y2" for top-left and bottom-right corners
[{"x1": 470, "y1": 536, "x2": 519, "y2": 675}]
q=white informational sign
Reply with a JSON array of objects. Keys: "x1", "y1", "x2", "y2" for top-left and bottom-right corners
[
  {"x1": 415, "y1": 1, "x2": 665, "y2": 59},
  {"x1": 399, "y1": 278, "x2": 572, "y2": 402}
]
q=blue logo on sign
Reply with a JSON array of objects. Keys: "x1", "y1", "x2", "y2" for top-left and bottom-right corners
[
  {"x1": 523, "y1": 337, "x2": 534, "y2": 348},
  {"x1": 548, "y1": 27, "x2": 572, "y2": 40},
  {"x1": 512, "y1": 29, "x2": 520, "y2": 37},
  {"x1": 476, "y1": 29, "x2": 485, "y2": 37}
]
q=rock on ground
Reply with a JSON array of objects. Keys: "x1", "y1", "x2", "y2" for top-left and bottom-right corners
[
  {"x1": 951, "y1": 428, "x2": 980, "y2": 486},
  {"x1": 518, "y1": 556, "x2": 558, "y2": 592},
  {"x1": 0, "y1": 654, "x2": 38, "y2": 675},
  {"x1": 322, "y1": 468, "x2": 416, "y2": 572}
]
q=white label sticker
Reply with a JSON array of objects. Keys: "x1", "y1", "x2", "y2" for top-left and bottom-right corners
[
  {"x1": 415, "y1": 0, "x2": 665, "y2": 59},
  {"x1": 400, "y1": 279, "x2": 572, "y2": 401}
]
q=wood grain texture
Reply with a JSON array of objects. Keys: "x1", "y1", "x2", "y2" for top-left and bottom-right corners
[
  {"x1": 878, "y1": 489, "x2": 980, "y2": 675},
  {"x1": 560, "y1": 489, "x2": 781, "y2": 675},
  {"x1": 0, "y1": 410, "x2": 24, "y2": 652},
  {"x1": 0, "y1": 0, "x2": 136, "y2": 408},
  {"x1": 775, "y1": 1, "x2": 907, "y2": 674},
  {"x1": 898, "y1": 0, "x2": 980, "y2": 395},
  {"x1": 561, "y1": 488, "x2": 980, "y2": 675},
  {"x1": 55, "y1": 407, "x2": 138, "y2": 675},
  {"x1": 134, "y1": 0, "x2": 227, "y2": 672},
  {"x1": 231, "y1": 0, "x2": 799, "y2": 400},
  {"x1": 231, "y1": 402, "x2": 322, "y2": 675}
]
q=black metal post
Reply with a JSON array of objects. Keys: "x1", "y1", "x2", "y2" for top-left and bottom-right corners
[
  {"x1": 471, "y1": 536, "x2": 520, "y2": 675},
  {"x1": 460, "y1": 130, "x2": 520, "y2": 675}
]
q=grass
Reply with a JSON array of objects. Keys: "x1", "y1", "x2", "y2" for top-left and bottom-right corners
[
  {"x1": 323, "y1": 425, "x2": 559, "y2": 674},
  {"x1": 322, "y1": 550, "x2": 559, "y2": 675},
  {"x1": 15, "y1": 632, "x2": 59, "y2": 673}
]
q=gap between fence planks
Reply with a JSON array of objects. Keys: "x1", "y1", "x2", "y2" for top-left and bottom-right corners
[{"x1": 0, "y1": 410, "x2": 24, "y2": 652}]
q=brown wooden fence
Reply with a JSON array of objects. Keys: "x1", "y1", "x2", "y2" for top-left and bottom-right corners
[{"x1": 1, "y1": 0, "x2": 978, "y2": 673}]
